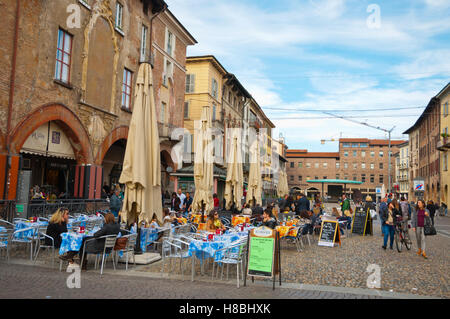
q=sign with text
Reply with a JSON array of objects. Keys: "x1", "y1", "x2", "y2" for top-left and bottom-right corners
[
  {"x1": 318, "y1": 220, "x2": 340, "y2": 247},
  {"x1": 351, "y1": 207, "x2": 369, "y2": 236},
  {"x1": 247, "y1": 226, "x2": 276, "y2": 278}
]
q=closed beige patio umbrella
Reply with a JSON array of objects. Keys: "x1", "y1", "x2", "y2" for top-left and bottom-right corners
[
  {"x1": 224, "y1": 130, "x2": 244, "y2": 211},
  {"x1": 119, "y1": 63, "x2": 162, "y2": 225},
  {"x1": 277, "y1": 167, "x2": 289, "y2": 198},
  {"x1": 246, "y1": 140, "x2": 262, "y2": 206},
  {"x1": 192, "y1": 106, "x2": 214, "y2": 215}
]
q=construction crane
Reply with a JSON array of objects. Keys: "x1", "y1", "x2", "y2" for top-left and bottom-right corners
[{"x1": 322, "y1": 111, "x2": 396, "y2": 194}]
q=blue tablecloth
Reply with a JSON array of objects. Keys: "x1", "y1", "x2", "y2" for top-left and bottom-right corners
[
  {"x1": 59, "y1": 227, "x2": 101, "y2": 255},
  {"x1": 14, "y1": 221, "x2": 48, "y2": 240},
  {"x1": 188, "y1": 233, "x2": 241, "y2": 262},
  {"x1": 131, "y1": 227, "x2": 160, "y2": 252},
  {"x1": 67, "y1": 215, "x2": 103, "y2": 229}
]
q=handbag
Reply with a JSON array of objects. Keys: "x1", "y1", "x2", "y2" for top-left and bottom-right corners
[
  {"x1": 114, "y1": 237, "x2": 128, "y2": 250},
  {"x1": 424, "y1": 217, "x2": 436, "y2": 236}
]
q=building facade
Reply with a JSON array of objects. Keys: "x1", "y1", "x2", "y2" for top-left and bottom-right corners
[
  {"x1": 394, "y1": 141, "x2": 409, "y2": 199},
  {"x1": 0, "y1": 0, "x2": 196, "y2": 206},
  {"x1": 436, "y1": 82, "x2": 450, "y2": 206},
  {"x1": 286, "y1": 138, "x2": 406, "y2": 200},
  {"x1": 404, "y1": 97, "x2": 441, "y2": 202}
]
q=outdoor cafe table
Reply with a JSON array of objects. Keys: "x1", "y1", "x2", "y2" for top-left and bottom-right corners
[
  {"x1": 14, "y1": 220, "x2": 48, "y2": 239},
  {"x1": 59, "y1": 227, "x2": 101, "y2": 255},
  {"x1": 188, "y1": 231, "x2": 247, "y2": 281},
  {"x1": 231, "y1": 215, "x2": 250, "y2": 227}
]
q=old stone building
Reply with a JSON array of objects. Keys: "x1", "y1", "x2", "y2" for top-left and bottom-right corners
[
  {"x1": 0, "y1": 0, "x2": 196, "y2": 204},
  {"x1": 404, "y1": 97, "x2": 441, "y2": 202}
]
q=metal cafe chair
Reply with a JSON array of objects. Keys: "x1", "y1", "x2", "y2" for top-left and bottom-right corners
[
  {"x1": 160, "y1": 237, "x2": 191, "y2": 279},
  {"x1": 0, "y1": 228, "x2": 14, "y2": 262},
  {"x1": 80, "y1": 235, "x2": 118, "y2": 275},
  {"x1": 34, "y1": 226, "x2": 56, "y2": 268},
  {"x1": 212, "y1": 239, "x2": 248, "y2": 288},
  {"x1": 114, "y1": 233, "x2": 137, "y2": 271},
  {"x1": 10, "y1": 227, "x2": 39, "y2": 261}
]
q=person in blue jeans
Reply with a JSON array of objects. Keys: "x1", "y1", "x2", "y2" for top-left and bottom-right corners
[
  {"x1": 379, "y1": 197, "x2": 388, "y2": 236},
  {"x1": 380, "y1": 201, "x2": 400, "y2": 250}
]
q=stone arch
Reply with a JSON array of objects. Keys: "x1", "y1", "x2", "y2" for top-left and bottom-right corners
[
  {"x1": 10, "y1": 103, "x2": 94, "y2": 164},
  {"x1": 95, "y1": 126, "x2": 129, "y2": 165}
]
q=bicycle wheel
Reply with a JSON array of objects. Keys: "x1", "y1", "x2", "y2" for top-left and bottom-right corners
[
  {"x1": 403, "y1": 230, "x2": 412, "y2": 250},
  {"x1": 395, "y1": 230, "x2": 402, "y2": 252}
]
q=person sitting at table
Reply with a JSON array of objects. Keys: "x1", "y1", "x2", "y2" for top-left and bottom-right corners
[
  {"x1": 261, "y1": 209, "x2": 277, "y2": 229},
  {"x1": 162, "y1": 208, "x2": 175, "y2": 228},
  {"x1": 206, "y1": 210, "x2": 226, "y2": 232},
  {"x1": 170, "y1": 192, "x2": 181, "y2": 212},
  {"x1": 242, "y1": 203, "x2": 252, "y2": 216},
  {"x1": 61, "y1": 213, "x2": 120, "y2": 270},
  {"x1": 45, "y1": 207, "x2": 69, "y2": 248}
]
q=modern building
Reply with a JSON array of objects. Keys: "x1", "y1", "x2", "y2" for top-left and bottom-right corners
[
  {"x1": 404, "y1": 97, "x2": 441, "y2": 202},
  {"x1": 0, "y1": 0, "x2": 196, "y2": 205},
  {"x1": 286, "y1": 138, "x2": 407, "y2": 200},
  {"x1": 436, "y1": 82, "x2": 450, "y2": 206}
]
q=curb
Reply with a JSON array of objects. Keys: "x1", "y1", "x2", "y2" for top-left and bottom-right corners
[{"x1": 2, "y1": 259, "x2": 442, "y2": 299}]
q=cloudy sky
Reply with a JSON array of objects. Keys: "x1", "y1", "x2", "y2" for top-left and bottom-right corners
[{"x1": 167, "y1": 0, "x2": 450, "y2": 152}]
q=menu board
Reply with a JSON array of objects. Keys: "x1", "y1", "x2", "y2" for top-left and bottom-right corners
[
  {"x1": 318, "y1": 220, "x2": 339, "y2": 247},
  {"x1": 351, "y1": 207, "x2": 369, "y2": 235},
  {"x1": 247, "y1": 227, "x2": 276, "y2": 278}
]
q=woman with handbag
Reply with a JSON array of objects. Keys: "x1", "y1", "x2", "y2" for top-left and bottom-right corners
[{"x1": 412, "y1": 200, "x2": 430, "y2": 259}]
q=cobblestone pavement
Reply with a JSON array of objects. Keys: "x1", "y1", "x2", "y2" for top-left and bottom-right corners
[
  {"x1": 2, "y1": 209, "x2": 448, "y2": 299},
  {"x1": 0, "y1": 263, "x2": 387, "y2": 299}
]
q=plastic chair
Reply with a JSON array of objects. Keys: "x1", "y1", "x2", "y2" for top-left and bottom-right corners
[
  {"x1": 80, "y1": 234, "x2": 118, "y2": 275},
  {"x1": 115, "y1": 233, "x2": 137, "y2": 271}
]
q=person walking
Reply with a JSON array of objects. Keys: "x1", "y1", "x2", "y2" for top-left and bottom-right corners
[
  {"x1": 379, "y1": 197, "x2": 388, "y2": 236},
  {"x1": 399, "y1": 197, "x2": 411, "y2": 232},
  {"x1": 412, "y1": 199, "x2": 430, "y2": 259},
  {"x1": 426, "y1": 200, "x2": 436, "y2": 226},
  {"x1": 380, "y1": 201, "x2": 401, "y2": 250}
]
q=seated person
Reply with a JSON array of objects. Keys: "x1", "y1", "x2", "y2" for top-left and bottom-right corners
[
  {"x1": 261, "y1": 209, "x2": 277, "y2": 229},
  {"x1": 206, "y1": 210, "x2": 226, "y2": 232},
  {"x1": 45, "y1": 207, "x2": 69, "y2": 248},
  {"x1": 61, "y1": 213, "x2": 120, "y2": 270},
  {"x1": 242, "y1": 203, "x2": 253, "y2": 216},
  {"x1": 162, "y1": 208, "x2": 175, "y2": 228}
]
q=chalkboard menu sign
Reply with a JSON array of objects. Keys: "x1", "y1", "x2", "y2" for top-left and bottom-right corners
[
  {"x1": 318, "y1": 220, "x2": 340, "y2": 247},
  {"x1": 351, "y1": 208, "x2": 369, "y2": 236}
]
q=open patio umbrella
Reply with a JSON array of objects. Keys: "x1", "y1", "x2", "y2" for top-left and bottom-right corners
[
  {"x1": 224, "y1": 130, "x2": 244, "y2": 211},
  {"x1": 277, "y1": 167, "x2": 289, "y2": 198},
  {"x1": 246, "y1": 140, "x2": 262, "y2": 206},
  {"x1": 192, "y1": 106, "x2": 214, "y2": 217},
  {"x1": 119, "y1": 63, "x2": 162, "y2": 226}
]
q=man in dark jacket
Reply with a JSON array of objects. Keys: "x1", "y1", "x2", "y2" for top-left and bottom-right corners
[
  {"x1": 379, "y1": 197, "x2": 388, "y2": 236},
  {"x1": 295, "y1": 193, "x2": 310, "y2": 214}
]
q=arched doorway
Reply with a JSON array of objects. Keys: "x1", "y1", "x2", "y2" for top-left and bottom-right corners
[
  {"x1": 307, "y1": 187, "x2": 320, "y2": 199},
  {"x1": 160, "y1": 150, "x2": 175, "y2": 197},
  {"x1": 10, "y1": 104, "x2": 93, "y2": 201}
]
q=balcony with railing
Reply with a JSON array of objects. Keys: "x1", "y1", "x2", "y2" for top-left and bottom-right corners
[{"x1": 437, "y1": 136, "x2": 450, "y2": 152}]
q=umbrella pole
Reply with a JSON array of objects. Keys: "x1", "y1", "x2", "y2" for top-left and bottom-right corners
[{"x1": 201, "y1": 200, "x2": 205, "y2": 223}]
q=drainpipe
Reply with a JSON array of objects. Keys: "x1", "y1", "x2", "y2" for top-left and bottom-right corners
[
  {"x1": 4, "y1": 0, "x2": 20, "y2": 200},
  {"x1": 148, "y1": 2, "x2": 168, "y2": 67}
]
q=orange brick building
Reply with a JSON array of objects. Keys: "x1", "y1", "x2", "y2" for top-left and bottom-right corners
[{"x1": 0, "y1": 0, "x2": 196, "y2": 205}]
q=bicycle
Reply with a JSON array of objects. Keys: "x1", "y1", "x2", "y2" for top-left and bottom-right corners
[{"x1": 394, "y1": 216, "x2": 412, "y2": 252}]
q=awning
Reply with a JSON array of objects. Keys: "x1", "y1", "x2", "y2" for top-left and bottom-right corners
[{"x1": 21, "y1": 122, "x2": 76, "y2": 160}]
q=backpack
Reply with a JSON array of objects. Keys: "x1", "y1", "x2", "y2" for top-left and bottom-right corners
[{"x1": 407, "y1": 204, "x2": 412, "y2": 220}]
